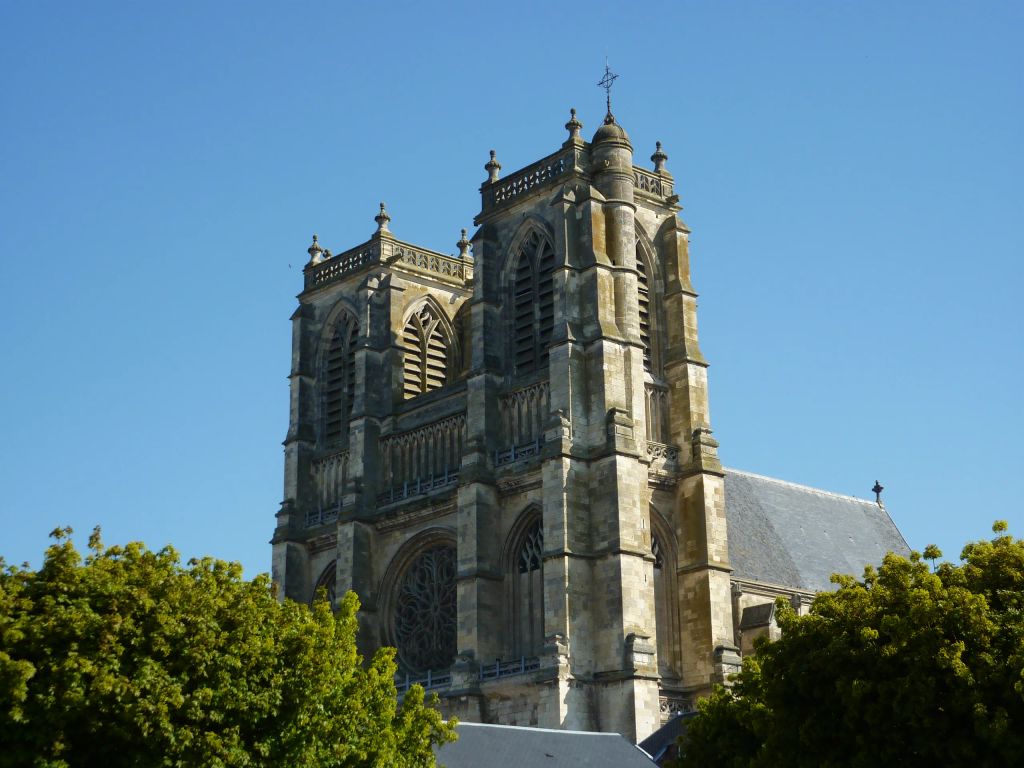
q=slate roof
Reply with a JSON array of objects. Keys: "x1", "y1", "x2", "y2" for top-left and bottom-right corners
[
  {"x1": 725, "y1": 468, "x2": 910, "y2": 593},
  {"x1": 738, "y1": 601, "x2": 775, "y2": 630},
  {"x1": 637, "y1": 713, "x2": 697, "y2": 767},
  {"x1": 435, "y1": 722, "x2": 657, "y2": 768}
]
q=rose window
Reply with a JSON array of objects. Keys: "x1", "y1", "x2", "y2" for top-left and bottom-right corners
[{"x1": 394, "y1": 545, "x2": 457, "y2": 671}]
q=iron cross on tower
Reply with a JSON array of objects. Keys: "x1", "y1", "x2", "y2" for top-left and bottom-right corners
[{"x1": 598, "y1": 62, "x2": 619, "y2": 121}]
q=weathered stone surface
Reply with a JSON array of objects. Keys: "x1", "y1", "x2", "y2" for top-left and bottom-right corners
[{"x1": 271, "y1": 109, "x2": 907, "y2": 742}]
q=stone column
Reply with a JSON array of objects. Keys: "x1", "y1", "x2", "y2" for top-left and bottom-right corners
[
  {"x1": 659, "y1": 215, "x2": 739, "y2": 696},
  {"x1": 453, "y1": 228, "x2": 505, "y2": 706},
  {"x1": 564, "y1": 120, "x2": 660, "y2": 741},
  {"x1": 272, "y1": 300, "x2": 318, "y2": 602}
]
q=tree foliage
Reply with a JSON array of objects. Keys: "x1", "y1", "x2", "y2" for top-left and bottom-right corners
[
  {"x1": 679, "y1": 522, "x2": 1024, "y2": 767},
  {"x1": 0, "y1": 528, "x2": 455, "y2": 768}
]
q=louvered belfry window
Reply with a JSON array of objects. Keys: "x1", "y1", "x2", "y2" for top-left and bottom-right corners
[
  {"x1": 637, "y1": 245, "x2": 653, "y2": 374},
  {"x1": 512, "y1": 232, "x2": 555, "y2": 375},
  {"x1": 402, "y1": 305, "x2": 449, "y2": 399},
  {"x1": 323, "y1": 313, "x2": 358, "y2": 444}
]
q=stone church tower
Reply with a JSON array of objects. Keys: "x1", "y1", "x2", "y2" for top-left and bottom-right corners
[{"x1": 271, "y1": 103, "x2": 907, "y2": 741}]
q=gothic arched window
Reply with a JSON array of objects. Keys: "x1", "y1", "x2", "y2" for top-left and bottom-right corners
[
  {"x1": 311, "y1": 560, "x2": 337, "y2": 607},
  {"x1": 323, "y1": 312, "x2": 359, "y2": 444},
  {"x1": 511, "y1": 518, "x2": 544, "y2": 657},
  {"x1": 650, "y1": 517, "x2": 681, "y2": 681},
  {"x1": 452, "y1": 301, "x2": 471, "y2": 377},
  {"x1": 511, "y1": 232, "x2": 556, "y2": 375},
  {"x1": 394, "y1": 545, "x2": 457, "y2": 671},
  {"x1": 401, "y1": 305, "x2": 450, "y2": 399}
]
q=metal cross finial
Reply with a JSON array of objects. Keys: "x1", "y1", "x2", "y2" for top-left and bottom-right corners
[
  {"x1": 598, "y1": 61, "x2": 619, "y2": 122},
  {"x1": 872, "y1": 480, "x2": 884, "y2": 505}
]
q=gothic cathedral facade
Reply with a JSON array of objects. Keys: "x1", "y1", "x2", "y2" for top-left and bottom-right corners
[{"x1": 271, "y1": 106, "x2": 900, "y2": 742}]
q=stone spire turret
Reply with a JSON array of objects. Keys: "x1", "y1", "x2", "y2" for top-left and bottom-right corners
[
  {"x1": 374, "y1": 202, "x2": 392, "y2": 236},
  {"x1": 456, "y1": 228, "x2": 472, "y2": 260},
  {"x1": 307, "y1": 234, "x2": 324, "y2": 265},
  {"x1": 484, "y1": 150, "x2": 502, "y2": 183},
  {"x1": 564, "y1": 108, "x2": 583, "y2": 146},
  {"x1": 651, "y1": 141, "x2": 669, "y2": 174}
]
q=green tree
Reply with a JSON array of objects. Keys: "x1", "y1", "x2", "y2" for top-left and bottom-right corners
[
  {"x1": 679, "y1": 522, "x2": 1024, "y2": 768},
  {"x1": 0, "y1": 528, "x2": 455, "y2": 768}
]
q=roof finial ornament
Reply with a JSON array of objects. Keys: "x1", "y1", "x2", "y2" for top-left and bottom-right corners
[
  {"x1": 565, "y1": 108, "x2": 583, "y2": 142},
  {"x1": 456, "y1": 228, "x2": 472, "y2": 260},
  {"x1": 374, "y1": 202, "x2": 391, "y2": 234},
  {"x1": 597, "y1": 61, "x2": 619, "y2": 124},
  {"x1": 485, "y1": 149, "x2": 502, "y2": 183},
  {"x1": 651, "y1": 141, "x2": 668, "y2": 173},
  {"x1": 872, "y1": 480, "x2": 884, "y2": 506},
  {"x1": 307, "y1": 233, "x2": 324, "y2": 265}
]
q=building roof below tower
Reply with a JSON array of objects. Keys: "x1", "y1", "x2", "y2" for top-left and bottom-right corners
[
  {"x1": 724, "y1": 469, "x2": 911, "y2": 593},
  {"x1": 434, "y1": 722, "x2": 657, "y2": 768}
]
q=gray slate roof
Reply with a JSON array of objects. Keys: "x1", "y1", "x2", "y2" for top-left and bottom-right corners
[
  {"x1": 435, "y1": 722, "x2": 657, "y2": 768},
  {"x1": 725, "y1": 468, "x2": 910, "y2": 593}
]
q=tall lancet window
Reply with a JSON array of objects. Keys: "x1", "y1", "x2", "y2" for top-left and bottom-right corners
[
  {"x1": 323, "y1": 313, "x2": 358, "y2": 444},
  {"x1": 511, "y1": 232, "x2": 556, "y2": 375},
  {"x1": 651, "y1": 522, "x2": 681, "y2": 680},
  {"x1": 636, "y1": 245, "x2": 653, "y2": 374},
  {"x1": 511, "y1": 518, "x2": 544, "y2": 657},
  {"x1": 402, "y1": 305, "x2": 449, "y2": 399}
]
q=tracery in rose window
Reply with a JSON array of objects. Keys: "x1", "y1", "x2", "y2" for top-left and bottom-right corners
[{"x1": 394, "y1": 545, "x2": 457, "y2": 671}]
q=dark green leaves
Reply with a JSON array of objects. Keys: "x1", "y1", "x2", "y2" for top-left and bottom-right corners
[
  {"x1": 678, "y1": 524, "x2": 1024, "y2": 768},
  {"x1": 0, "y1": 529, "x2": 455, "y2": 767}
]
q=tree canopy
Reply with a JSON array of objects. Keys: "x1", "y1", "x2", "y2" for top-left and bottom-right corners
[
  {"x1": 679, "y1": 522, "x2": 1024, "y2": 768},
  {"x1": 0, "y1": 528, "x2": 455, "y2": 768}
]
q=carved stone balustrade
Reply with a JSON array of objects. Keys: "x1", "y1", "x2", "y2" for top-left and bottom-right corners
[
  {"x1": 303, "y1": 237, "x2": 472, "y2": 292},
  {"x1": 479, "y1": 149, "x2": 588, "y2": 218},
  {"x1": 387, "y1": 240, "x2": 472, "y2": 287},
  {"x1": 658, "y1": 692, "x2": 693, "y2": 724},
  {"x1": 634, "y1": 167, "x2": 675, "y2": 201},
  {"x1": 647, "y1": 441, "x2": 681, "y2": 488},
  {"x1": 304, "y1": 242, "x2": 379, "y2": 290}
]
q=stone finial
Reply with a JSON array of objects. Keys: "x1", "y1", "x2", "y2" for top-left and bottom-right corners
[
  {"x1": 307, "y1": 233, "x2": 324, "y2": 265},
  {"x1": 872, "y1": 480, "x2": 884, "y2": 505},
  {"x1": 374, "y1": 202, "x2": 391, "y2": 234},
  {"x1": 456, "y1": 228, "x2": 472, "y2": 259},
  {"x1": 485, "y1": 150, "x2": 502, "y2": 183},
  {"x1": 564, "y1": 108, "x2": 583, "y2": 142},
  {"x1": 651, "y1": 141, "x2": 668, "y2": 173}
]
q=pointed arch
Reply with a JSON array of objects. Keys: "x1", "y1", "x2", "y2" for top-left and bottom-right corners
[
  {"x1": 320, "y1": 304, "x2": 360, "y2": 444},
  {"x1": 311, "y1": 560, "x2": 337, "y2": 607},
  {"x1": 650, "y1": 504, "x2": 681, "y2": 681},
  {"x1": 504, "y1": 505, "x2": 545, "y2": 658},
  {"x1": 380, "y1": 527, "x2": 458, "y2": 673},
  {"x1": 400, "y1": 297, "x2": 456, "y2": 399},
  {"x1": 504, "y1": 219, "x2": 557, "y2": 376},
  {"x1": 452, "y1": 300, "x2": 472, "y2": 378}
]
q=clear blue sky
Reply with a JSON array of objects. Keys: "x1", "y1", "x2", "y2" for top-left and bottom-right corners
[{"x1": 2, "y1": 2, "x2": 1020, "y2": 578}]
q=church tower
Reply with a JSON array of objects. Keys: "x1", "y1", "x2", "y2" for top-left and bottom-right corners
[{"x1": 271, "y1": 101, "x2": 739, "y2": 742}]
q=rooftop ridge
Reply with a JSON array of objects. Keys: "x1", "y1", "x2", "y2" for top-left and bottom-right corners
[
  {"x1": 451, "y1": 721, "x2": 620, "y2": 737},
  {"x1": 724, "y1": 467, "x2": 880, "y2": 507}
]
